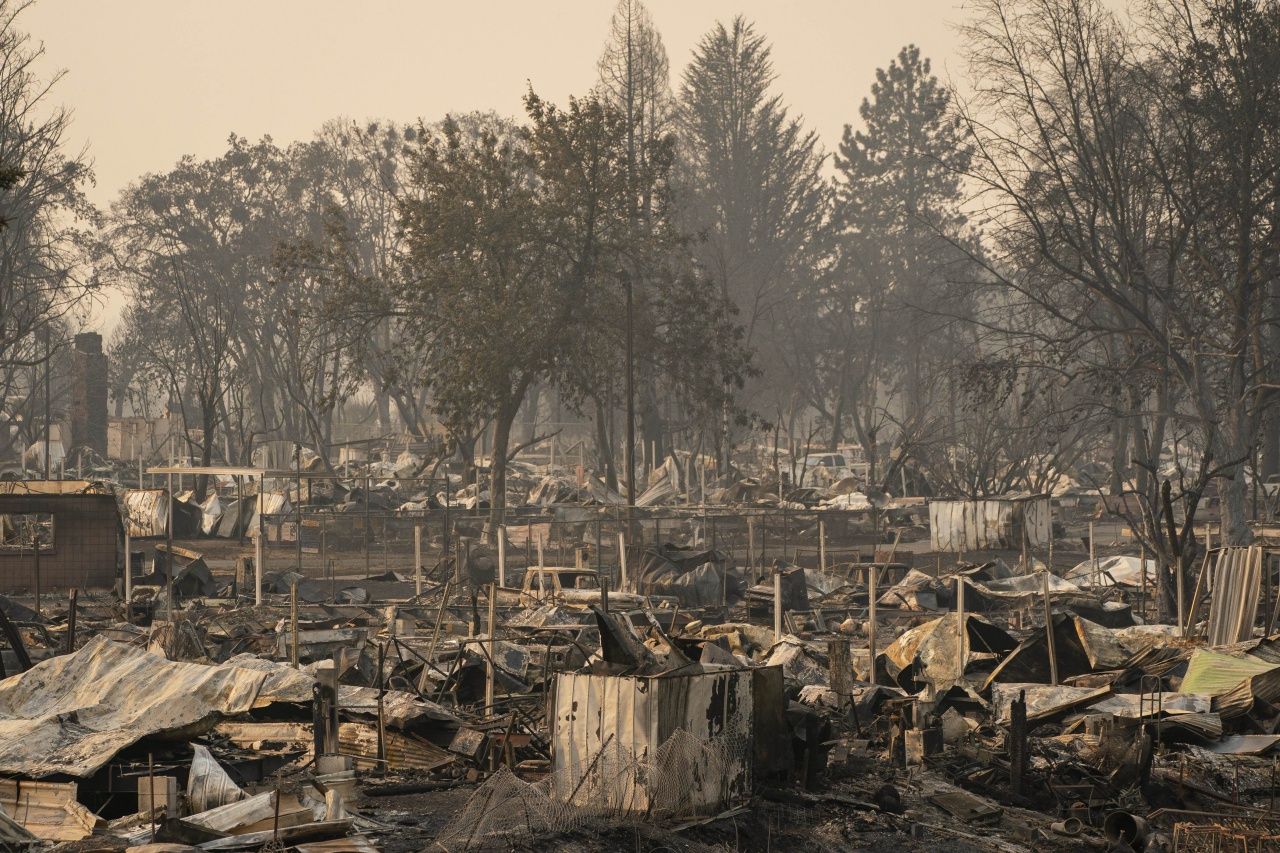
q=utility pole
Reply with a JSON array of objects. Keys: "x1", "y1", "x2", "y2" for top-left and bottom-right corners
[
  {"x1": 42, "y1": 324, "x2": 51, "y2": 480},
  {"x1": 294, "y1": 443, "x2": 303, "y2": 574}
]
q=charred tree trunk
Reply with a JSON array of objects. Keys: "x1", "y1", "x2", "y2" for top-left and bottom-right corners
[
  {"x1": 593, "y1": 395, "x2": 617, "y2": 491},
  {"x1": 522, "y1": 383, "x2": 543, "y2": 447},
  {"x1": 639, "y1": 382, "x2": 664, "y2": 465},
  {"x1": 488, "y1": 401, "x2": 519, "y2": 542}
]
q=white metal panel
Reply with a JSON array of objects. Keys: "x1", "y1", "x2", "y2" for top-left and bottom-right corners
[
  {"x1": 1021, "y1": 496, "x2": 1052, "y2": 548},
  {"x1": 122, "y1": 489, "x2": 168, "y2": 538},
  {"x1": 551, "y1": 669, "x2": 752, "y2": 815},
  {"x1": 931, "y1": 496, "x2": 1051, "y2": 552}
]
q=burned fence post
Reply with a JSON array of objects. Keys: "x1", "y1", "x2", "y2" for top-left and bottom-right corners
[
  {"x1": 66, "y1": 587, "x2": 77, "y2": 654},
  {"x1": 166, "y1": 469, "x2": 174, "y2": 622},
  {"x1": 829, "y1": 637, "x2": 852, "y2": 710},
  {"x1": 774, "y1": 568, "x2": 783, "y2": 641},
  {"x1": 414, "y1": 524, "x2": 423, "y2": 597},
  {"x1": 485, "y1": 583, "x2": 496, "y2": 714},
  {"x1": 364, "y1": 474, "x2": 371, "y2": 580},
  {"x1": 294, "y1": 444, "x2": 302, "y2": 575},
  {"x1": 1009, "y1": 689, "x2": 1027, "y2": 796},
  {"x1": 868, "y1": 561, "x2": 878, "y2": 685},
  {"x1": 290, "y1": 581, "x2": 299, "y2": 668},
  {"x1": 123, "y1": 528, "x2": 132, "y2": 619},
  {"x1": 376, "y1": 641, "x2": 387, "y2": 775},
  {"x1": 255, "y1": 477, "x2": 265, "y2": 606}
]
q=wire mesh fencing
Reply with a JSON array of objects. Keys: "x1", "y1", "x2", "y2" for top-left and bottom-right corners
[{"x1": 1172, "y1": 820, "x2": 1280, "y2": 852}]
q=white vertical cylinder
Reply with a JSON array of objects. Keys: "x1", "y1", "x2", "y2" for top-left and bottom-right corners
[
  {"x1": 819, "y1": 519, "x2": 827, "y2": 572},
  {"x1": 774, "y1": 570, "x2": 783, "y2": 641},
  {"x1": 497, "y1": 525, "x2": 507, "y2": 587},
  {"x1": 618, "y1": 531, "x2": 628, "y2": 589}
]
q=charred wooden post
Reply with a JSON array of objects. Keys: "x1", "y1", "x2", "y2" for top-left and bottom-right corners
[{"x1": 1009, "y1": 689, "x2": 1027, "y2": 796}]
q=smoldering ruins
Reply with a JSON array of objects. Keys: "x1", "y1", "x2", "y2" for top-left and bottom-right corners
[{"x1": 4, "y1": 0, "x2": 1280, "y2": 851}]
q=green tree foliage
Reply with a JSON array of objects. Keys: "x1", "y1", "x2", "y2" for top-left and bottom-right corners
[
  {"x1": 677, "y1": 16, "x2": 829, "y2": 460},
  {"x1": 397, "y1": 96, "x2": 635, "y2": 527},
  {"x1": 826, "y1": 45, "x2": 979, "y2": 487}
]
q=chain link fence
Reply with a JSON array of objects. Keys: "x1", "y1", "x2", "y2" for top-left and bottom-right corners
[{"x1": 256, "y1": 494, "x2": 886, "y2": 592}]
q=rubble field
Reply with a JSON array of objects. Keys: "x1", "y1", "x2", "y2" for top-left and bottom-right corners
[{"x1": 2, "y1": 470, "x2": 1279, "y2": 853}]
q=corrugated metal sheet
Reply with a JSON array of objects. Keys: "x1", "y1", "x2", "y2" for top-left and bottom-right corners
[
  {"x1": 1206, "y1": 546, "x2": 1263, "y2": 647},
  {"x1": 551, "y1": 669, "x2": 752, "y2": 814},
  {"x1": 338, "y1": 724, "x2": 454, "y2": 772},
  {"x1": 1181, "y1": 648, "x2": 1280, "y2": 718},
  {"x1": 212, "y1": 721, "x2": 454, "y2": 772},
  {"x1": 122, "y1": 488, "x2": 168, "y2": 538},
  {"x1": 0, "y1": 637, "x2": 267, "y2": 778},
  {"x1": 928, "y1": 495, "x2": 1051, "y2": 552},
  {"x1": 248, "y1": 492, "x2": 290, "y2": 538}
]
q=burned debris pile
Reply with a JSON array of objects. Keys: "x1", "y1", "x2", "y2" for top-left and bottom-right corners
[{"x1": 2, "y1": 463, "x2": 1280, "y2": 853}]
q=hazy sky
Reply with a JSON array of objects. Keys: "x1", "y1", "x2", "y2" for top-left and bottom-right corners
[{"x1": 26, "y1": 0, "x2": 967, "y2": 329}]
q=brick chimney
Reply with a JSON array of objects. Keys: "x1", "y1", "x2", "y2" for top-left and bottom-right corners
[{"x1": 71, "y1": 332, "x2": 108, "y2": 455}]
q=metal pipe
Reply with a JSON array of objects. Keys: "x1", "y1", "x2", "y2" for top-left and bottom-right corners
[{"x1": 1042, "y1": 570, "x2": 1058, "y2": 685}]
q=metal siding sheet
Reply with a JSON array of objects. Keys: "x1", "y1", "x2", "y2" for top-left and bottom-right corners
[
  {"x1": 551, "y1": 670, "x2": 751, "y2": 815},
  {"x1": 930, "y1": 497, "x2": 1052, "y2": 552},
  {"x1": 122, "y1": 489, "x2": 168, "y2": 538},
  {"x1": 1020, "y1": 497, "x2": 1052, "y2": 548}
]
